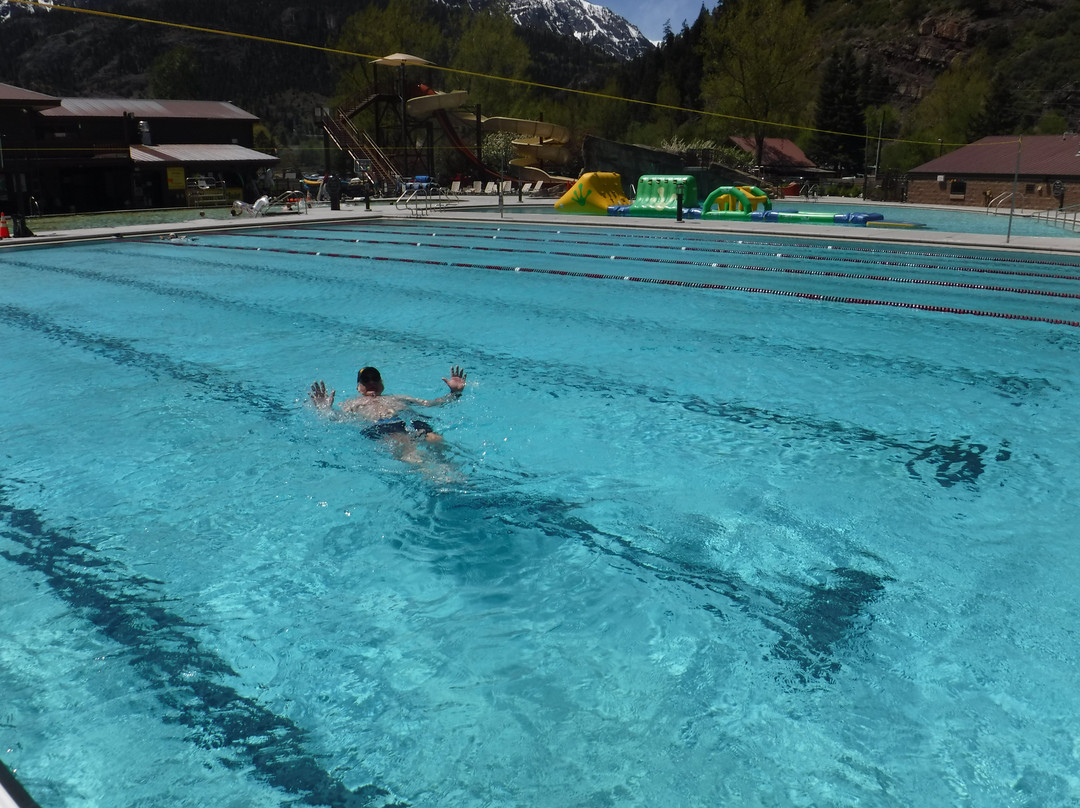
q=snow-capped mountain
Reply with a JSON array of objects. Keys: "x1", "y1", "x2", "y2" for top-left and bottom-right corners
[{"x1": 478, "y1": 0, "x2": 654, "y2": 60}]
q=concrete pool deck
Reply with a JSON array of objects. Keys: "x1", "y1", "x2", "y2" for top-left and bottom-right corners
[{"x1": 3, "y1": 195, "x2": 1080, "y2": 257}]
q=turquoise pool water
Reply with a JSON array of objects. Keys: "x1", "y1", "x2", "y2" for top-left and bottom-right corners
[
  {"x1": 511, "y1": 198, "x2": 1079, "y2": 239},
  {"x1": 2, "y1": 220, "x2": 1079, "y2": 807},
  {"x1": 771, "y1": 200, "x2": 1079, "y2": 238}
]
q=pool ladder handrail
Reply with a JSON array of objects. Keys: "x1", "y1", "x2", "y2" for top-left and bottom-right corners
[
  {"x1": 1031, "y1": 201, "x2": 1080, "y2": 233},
  {"x1": 395, "y1": 184, "x2": 458, "y2": 217},
  {"x1": 986, "y1": 191, "x2": 1016, "y2": 215}
]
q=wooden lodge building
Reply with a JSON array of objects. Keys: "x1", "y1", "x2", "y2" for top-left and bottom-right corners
[
  {"x1": 907, "y1": 134, "x2": 1080, "y2": 210},
  {"x1": 0, "y1": 82, "x2": 277, "y2": 229}
]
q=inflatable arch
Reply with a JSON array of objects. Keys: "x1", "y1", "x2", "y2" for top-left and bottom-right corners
[{"x1": 700, "y1": 185, "x2": 771, "y2": 220}]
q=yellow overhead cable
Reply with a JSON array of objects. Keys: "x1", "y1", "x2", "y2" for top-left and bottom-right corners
[{"x1": 9, "y1": 0, "x2": 1018, "y2": 150}]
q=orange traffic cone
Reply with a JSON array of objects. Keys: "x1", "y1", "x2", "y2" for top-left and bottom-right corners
[{"x1": 0, "y1": 212, "x2": 10, "y2": 239}]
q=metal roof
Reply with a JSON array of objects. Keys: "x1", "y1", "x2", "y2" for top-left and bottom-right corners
[
  {"x1": 730, "y1": 136, "x2": 817, "y2": 169},
  {"x1": 0, "y1": 82, "x2": 61, "y2": 109},
  {"x1": 42, "y1": 98, "x2": 258, "y2": 120},
  {"x1": 130, "y1": 144, "x2": 278, "y2": 164},
  {"x1": 910, "y1": 135, "x2": 1080, "y2": 178}
]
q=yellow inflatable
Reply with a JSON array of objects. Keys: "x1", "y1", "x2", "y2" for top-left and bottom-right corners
[{"x1": 554, "y1": 172, "x2": 630, "y2": 215}]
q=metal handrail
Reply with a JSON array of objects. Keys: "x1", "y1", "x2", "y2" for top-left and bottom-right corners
[
  {"x1": 1032, "y1": 202, "x2": 1080, "y2": 232},
  {"x1": 394, "y1": 184, "x2": 451, "y2": 217},
  {"x1": 394, "y1": 188, "x2": 419, "y2": 214},
  {"x1": 986, "y1": 191, "x2": 1013, "y2": 214}
]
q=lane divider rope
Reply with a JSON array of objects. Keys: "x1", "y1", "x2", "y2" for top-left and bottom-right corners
[
  {"x1": 233, "y1": 226, "x2": 1080, "y2": 281},
  {"x1": 211, "y1": 230, "x2": 1080, "y2": 301},
  {"x1": 356, "y1": 220, "x2": 1080, "y2": 270},
  {"x1": 157, "y1": 239, "x2": 1080, "y2": 328}
]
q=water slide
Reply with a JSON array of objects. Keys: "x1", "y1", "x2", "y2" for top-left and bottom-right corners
[
  {"x1": 405, "y1": 88, "x2": 496, "y2": 178},
  {"x1": 406, "y1": 86, "x2": 574, "y2": 181}
]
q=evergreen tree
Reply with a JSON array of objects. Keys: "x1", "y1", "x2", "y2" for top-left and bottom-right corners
[
  {"x1": 858, "y1": 55, "x2": 891, "y2": 110},
  {"x1": 967, "y1": 71, "x2": 1025, "y2": 139},
  {"x1": 809, "y1": 48, "x2": 864, "y2": 172}
]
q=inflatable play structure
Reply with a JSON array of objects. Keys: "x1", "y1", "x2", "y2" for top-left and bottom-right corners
[
  {"x1": 552, "y1": 171, "x2": 630, "y2": 214},
  {"x1": 555, "y1": 172, "x2": 926, "y2": 228}
]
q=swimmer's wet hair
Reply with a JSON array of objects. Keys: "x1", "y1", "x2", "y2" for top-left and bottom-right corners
[{"x1": 358, "y1": 366, "x2": 382, "y2": 386}]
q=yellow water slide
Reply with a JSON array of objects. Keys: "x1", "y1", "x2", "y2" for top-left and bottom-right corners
[
  {"x1": 406, "y1": 87, "x2": 575, "y2": 181},
  {"x1": 553, "y1": 172, "x2": 630, "y2": 214},
  {"x1": 455, "y1": 110, "x2": 575, "y2": 182}
]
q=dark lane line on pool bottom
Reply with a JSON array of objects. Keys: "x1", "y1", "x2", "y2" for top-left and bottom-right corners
[{"x1": 0, "y1": 481, "x2": 405, "y2": 808}]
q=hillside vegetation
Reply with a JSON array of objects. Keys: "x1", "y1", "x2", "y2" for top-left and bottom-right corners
[{"x1": 1, "y1": 0, "x2": 1076, "y2": 173}]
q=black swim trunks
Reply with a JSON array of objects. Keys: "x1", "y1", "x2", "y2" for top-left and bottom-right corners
[{"x1": 363, "y1": 417, "x2": 434, "y2": 439}]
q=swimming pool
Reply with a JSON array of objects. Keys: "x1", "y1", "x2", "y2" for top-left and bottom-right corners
[
  {"x1": 514, "y1": 197, "x2": 1080, "y2": 239},
  {"x1": 2, "y1": 219, "x2": 1079, "y2": 807},
  {"x1": 771, "y1": 200, "x2": 1080, "y2": 238}
]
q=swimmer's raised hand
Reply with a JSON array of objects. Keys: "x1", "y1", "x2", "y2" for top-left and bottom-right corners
[
  {"x1": 310, "y1": 380, "x2": 335, "y2": 409},
  {"x1": 442, "y1": 366, "x2": 467, "y2": 396}
]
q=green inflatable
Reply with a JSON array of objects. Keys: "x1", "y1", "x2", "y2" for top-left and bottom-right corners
[
  {"x1": 700, "y1": 185, "x2": 771, "y2": 220},
  {"x1": 628, "y1": 175, "x2": 698, "y2": 217}
]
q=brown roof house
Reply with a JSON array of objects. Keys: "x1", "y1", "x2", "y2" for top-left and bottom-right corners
[
  {"x1": 729, "y1": 136, "x2": 821, "y2": 177},
  {"x1": 907, "y1": 134, "x2": 1080, "y2": 210},
  {"x1": 0, "y1": 82, "x2": 277, "y2": 223}
]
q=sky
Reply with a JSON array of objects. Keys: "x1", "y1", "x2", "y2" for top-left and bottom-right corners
[{"x1": 601, "y1": 0, "x2": 715, "y2": 42}]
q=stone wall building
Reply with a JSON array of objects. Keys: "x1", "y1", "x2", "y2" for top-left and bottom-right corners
[{"x1": 907, "y1": 135, "x2": 1080, "y2": 210}]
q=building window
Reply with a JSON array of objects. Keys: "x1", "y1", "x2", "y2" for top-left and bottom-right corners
[{"x1": 949, "y1": 179, "x2": 966, "y2": 199}]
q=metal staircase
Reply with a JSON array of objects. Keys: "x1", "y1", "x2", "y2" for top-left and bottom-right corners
[{"x1": 321, "y1": 108, "x2": 401, "y2": 192}]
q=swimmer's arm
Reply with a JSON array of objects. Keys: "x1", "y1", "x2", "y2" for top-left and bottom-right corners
[
  {"x1": 402, "y1": 367, "x2": 468, "y2": 407},
  {"x1": 394, "y1": 394, "x2": 456, "y2": 408}
]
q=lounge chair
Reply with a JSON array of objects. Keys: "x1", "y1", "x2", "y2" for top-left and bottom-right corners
[
  {"x1": 530, "y1": 181, "x2": 544, "y2": 196},
  {"x1": 471, "y1": 181, "x2": 483, "y2": 194},
  {"x1": 483, "y1": 182, "x2": 497, "y2": 195},
  {"x1": 450, "y1": 180, "x2": 461, "y2": 194},
  {"x1": 520, "y1": 182, "x2": 533, "y2": 195}
]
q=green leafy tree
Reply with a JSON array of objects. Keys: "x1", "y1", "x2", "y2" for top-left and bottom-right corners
[
  {"x1": 148, "y1": 45, "x2": 202, "y2": 100},
  {"x1": 572, "y1": 77, "x2": 633, "y2": 140},
  {"x1": 449, "y1": 9, "x2": 532, "y2": 117},
  {"x1": 908, "y1": 51, "x2": 992, "y2": 146},
  {"x1": 331, "y1": 0, "x2": 448, "y2": 105},
  {"x1": 699, "y1": 0, "x2": 819, "y2": 165},
  {"x1": 1033, "y1": 111, "x2": 1069, "y2": 135}
]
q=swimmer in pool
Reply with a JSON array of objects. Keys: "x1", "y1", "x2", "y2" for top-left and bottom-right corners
[{"x1": 310, "y1": 366, "x2": 466, "y2": 461}]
